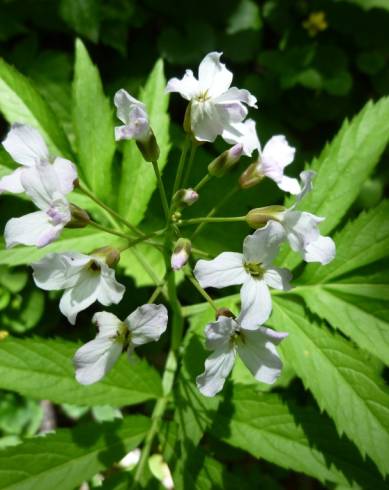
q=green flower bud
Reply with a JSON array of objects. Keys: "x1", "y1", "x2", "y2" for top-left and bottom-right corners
[
  {"x1": 66, "y1": 204, "x2": 91, "y2": 228},
  {"x1": 91, "y1": 246, "x2": 121, "y2": 268},
  {"x1": 245, "y1": 206, "x2": 285, "y2": 229},
  {"x1": 239, "y1": 162, "x2": 263, "y2": 189},
  {"x1": 208, "y1": 144, "x2": 244, "y2": 177}
]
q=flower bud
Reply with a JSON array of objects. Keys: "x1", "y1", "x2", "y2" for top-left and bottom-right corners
[
  {"x1": 245, "y1": 206, "x2": 285, "y2": 229},
  {"x1": 91, "y1": 246, "x2": 121, "y2": 268},
  {"x1": 171, "y1": 238, "x2": 191, "y2": 271},
  {"x1": 136, "y1": 129, "x2": 160, "y2": 162},
  {"x1": 239, "y1": 162, "x2": 263, "y2": 189},
  {"x1": 66, "y1": 204, "x2": 91, "y2": 228},
  {"x1": 172, "y1": 188, "x2": 199, "y2": 208},
  {"x1": 183, "y1": 102, "x2": 192, "y2": 135},
  {"x1": 216, "y1": 307, "x2": 235, "y2": 319},
  {"x1": 208, "y1": 144, "x2": 243, "y2": 177}
]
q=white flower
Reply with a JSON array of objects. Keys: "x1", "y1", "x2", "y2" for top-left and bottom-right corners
[
  {"x1": 276, "y1": 171, "x2": 336, "y2": 264},
  {"x1": 222, "y1": 119, "x2": 260, "y2": 157},
  {"x1": 0, "y1": 123, "x2": 74, "y2": 195},
  {"x1": 114, "y1": 89, "x2": 150, "y2": 142},
  {"x1": 166, "y1": 51, "x2": 257, "y2": 142},
  {"x1": 32, "y1": 252, "x2": 125, "y2": 325},
  {"x1": 73, "y1": 305, "x2": 168, "y2": 384},
  {"x1": 4, "y1": 159, "x2": 77, "y2": 248},
  {"x1": 194, "y1": 222, "x2": 291, "y2": 326},
  {"x1": 197, "y1": 314, "x2": 288, "y2": 397}
]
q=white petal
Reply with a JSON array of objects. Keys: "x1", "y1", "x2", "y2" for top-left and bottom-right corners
[
  {"x1": 264, "y1": 267, "x2": 292, "y2": 291},
  {"x1": 165, "y1": 70, "x2": 200, "y2": 100},
  {"x1": 243, "y1": 221, "x2": 285, "y2": 266},
  {"x1": 304, "y1": 236, "x2": 336, "y2": 265},
  {"x1": 126, "y1": 304, "x2": 168, "y2": 345},
  {"x1": 261, "y1": 135, "x2": 296, "y2": 189},
  {"x1": 4, "y1": 211, "x2": 63, "y2": 248},
  {"x1": 196, "y1": 345, "x2": 236, "y2": 397},
  {"x1": 0, "y1": 168, "x2": 25, "y2": 194},
  {"x1": 237, "y1": 327, "x2": 288, "y2": 384},
  {"x1": 222, "y1": 119, "x2": 260, "y2": 157},
  {"x1": 282, "y1": 210, "x2": 322, "y2": 253},
  {"x1": 213, "y1": 87, "x2": 257, "y2": 108},
  {"x1": 74, "y1": 337, "x2": 122, "y2": 385},
  {"x1": 52, "y1": 158, "x2": 77, "y2": 195},
  {"x1": 59, "y1": 272, "x2": 101, "y2": 324},
  {"x1": 198, "y1": 52, "x2": 233, "y2": 97},
  {"x1": 2, "y1": 124, "x2": 49, "y2": 166},
  {"x1": 96, "y1": 263, "x2": 125, "y2": 306},
  {"x1": 190, "y1": 100, "x2": 225, "y2": 142},
  {"x1": 32, "y1": 252, "x2": 90, "y2": 290},
  {"x1": 114, "y1": 89, "x2": 147, "y2": 125},
  {"x1": 21, "y1": 163, "x2": 61, "y2": 210},
  {"x1": 204, "y1": 316, "x2": 238, "y2": 350},
  {"x1": 277, "y1": 175, "x2": 301, "y2": 195},
  {"x1": 295, "y1": 170, "x2": 316, "y2": 203},
  {"x1": 193, "y1": 252, "x2": 246, "y2": 289},
  {"x1": 239, "y1": 277, "x2": 272, "y2": 329},
  {"x1": 92, "y1": 311, "x2": 122, "y2": 337}
]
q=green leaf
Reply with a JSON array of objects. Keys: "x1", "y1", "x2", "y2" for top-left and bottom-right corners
[
  {"x1": 118, "y1": 59, "x2": 170, "y2": 224},
  {"x1": 280, "y1": 97, "x2": 389, "y2": 270},
  {"x1": 337, "y1": 0, "x2": 389, "y2": 10},
  {"x1": 73, "y1": 39, "x2": 115, "y2": 201},
  {"x1": 268, "y1": 296, "x2": 389, "y2": 476},
  {"x1": 211, "y1": 385, "x2": 387, "y2": 488},
  {"x1": 0, "y1": 229, "x2": 125, "y2": 267},
  {"x1": 0, "y1": 337, "x2": 162, "y2": 406},
  {"x1": 0, "y1": 58, "x2": 72, "y2": 158},
  {"x1": 0, "y1": 415, "x2": 150, "y2": 490},
  {"x1": 60, "y1": 0, "x2": 100, "y2": 42},
  {"x1": 120, "y1": 243, "x2": 165, "y2": 287},
  {"x1": 226, "y1": 0, "x2": 262, "y2": 34}
]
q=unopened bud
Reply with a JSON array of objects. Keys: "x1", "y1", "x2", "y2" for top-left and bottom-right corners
[
  {"x1": 171, "y1": 238, "x2": 191, "y2": 271},
  {"x1": 91, "y1": 246, "x2": 121, "y2": 267},
  {"x1": 136, "y1": 129, "x2": 160, "y2": 162},
  {"x1": 208, "y1": 144, "x2": 244, "y2": 177},
  {"x1": 239, "y1": 162, "x2": 263, "y2": 189},
  {"x1": 246, "y1": 206, "x2": 285, "y2": 229},
  {"x1": 183, "y1": 102, "x2": 192, "y2": 135},
  {"x1": 172, "y1": 188, "x2": 199, "y2": 208},
  {"x1": 216, "y1": 307, "x2": 235, "y2": 319},
  {"x1": 67, "y1": 204, "x2": 90, "y2": 228}
]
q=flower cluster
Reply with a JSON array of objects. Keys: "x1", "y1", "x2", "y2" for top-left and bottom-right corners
[{"x1": 0, "y1": 51, "x2": 335, "y2": 398}]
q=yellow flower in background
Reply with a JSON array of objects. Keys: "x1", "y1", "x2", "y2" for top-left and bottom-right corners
[{"x1": 303, "y1": 11, "x2": 328, "y2": 37}]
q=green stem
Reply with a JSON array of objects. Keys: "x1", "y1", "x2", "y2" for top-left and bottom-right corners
[
  {"x1": 78, "y1": 184, "x2": 143, "y2": 237},
  {"x1": 186, "y1": 273, "x2": 218, "y2": 313},
  {"x1": 88, "y1": 221, "x2": 131, "y2": 241},
  {"x1": 180, "y1": 215, "x2": 246, "y2": 226},
  {"x1": 182, "y1": 142, "x2": 198, "y2": 188},
  {"x1": 172, "y1": 136, "x2": 190, "y2": 196},
  {"x1": 152, "y1": 160, "x2": 170, "y2": 223},
  {"x1": 194, "y1": 173, "x2": 212, "y2": 192}
]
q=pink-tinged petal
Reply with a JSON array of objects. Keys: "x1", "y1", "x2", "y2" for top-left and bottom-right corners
[
  {"x1": 222, "y1": 119, "x2": 260, "y2": 157},
  {"x1": 261, "y1": 135, "x2": 296, "y2": 188},
  {"x1": 198, "y1": 52, "x2": 233, "y2": 97},
  {"x1": 4, "y1": 211, "x2": 62, "y2": 248},
  {"x1": 0, "y1": 168, "x2": 25, "y2": 194},
  {"x1": 114, "y1": 89, "x2": 147, "y2": 125},
  {"x1": 264, "y1": 267, "x2": 292, "y2": 291},
  {"x1": 194, "y1": 252, "x2": 247, "y2": 289},
  {"x1": 165, "y1": 70, "x2": 200, "y2": 100},
  {"x1": 125, "y1": 304, "x2": 168, "y2": 346},
  {"x1": 237, "y1": 327, "x2": 288, "y2": 384},
  {"x1": 32, "y1": 252, "x2": 90, "y2": 290},
  {"x1": 239, "y1": 277, "x2": 272, "y2": 329},
  {"x1": 2, "y1": 124, "x2": 49, "y2": 166},
  {"x1": 196, "y1": 344, "x2": 236, "y2": 397},
  {"x1": 52, "y1": 158, "x2": 77, "y2": 195},
  {"x1": 74, "y1": 337, "x2": 122, "y2": 385},
  {"x1": 243, "y1": 221, "x2": 285, "y2": 266}
]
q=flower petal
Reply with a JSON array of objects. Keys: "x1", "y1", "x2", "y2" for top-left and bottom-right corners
[
  {"x1": 114, "y1": 89, "x2": 147, "y2": 125},
  {"x1": 239, "y1": 277, "x2": 272, "y2": 329},
  {"x1": 237, "y1": 327, "x2": 288, "y2": 384},
  {"x1": 295, "y1": 170, "x2": 316, "y2": 204},
  {"x1": 204, "y1": 316, "x2": 238, "y2": 350},
  {"x1": 74, "y1": 337, "x2": 122, "y2": 385},
  {"x1": 304, "y1": 235, "x2": 336, "y2": 265},
  {"x1": 32, "y1": 252, "x2": 90, "y2": 290},
  {"x1": 21, "y1": 163, "x2": 62, "y2": 210},
  {"x1": 198, "y1": 52, "x2": 233, "y2": 97},
  {"x1": 277, "y1": 175, "x2": 301, "y2": 195},
  {"x1": 282, "y1": 210, "x2": 323, "y2": 254},
  {"x1": 52, "y1": 158, "x2": 77, "y2": 195},
  {"x1": 59, "y1": 271, "x2": 100, "y2": 324},
  {"x1": 196, "y1": 345, "x2": 236, "y2": 397},
  {"x1": 213, "y1": 87, "x2": 257, "y2": 108},
  {"x1": 4, "y1": 211, "x2": 62, "y2": 248},
  {"x1": 0, "y1": 168, "x2": 25, "y2": 194},
  {"x1": 264, "y1": 267, "x2": 292, "y2": 291},
  {"x1": 222, "y1": 119, "x2": 260, "y2": 157},
  {"x1": 96, "y1": 263, "x2": 126, "y2": 306},
  {"x1": 125, "y1": 304, "x2": 168, "y2": 346},
  {"x1": 2, "y1": 124, "x2": 49, "y2": 166},
  {"x1": 243, "y1": 221, "x2": 285, "y2": 266},
  {"x1": 190, "y1": 99, "x2": 226, "y2": 142},
  {"x1": 194, "y1": 252, "x2": 246, "y2": 289},
  {"x1": 165, "y1": 70, "x2": 200, "y2": 100},
  {"x1": 92, "y1": 311, "x2": 122, "y2": 337}
]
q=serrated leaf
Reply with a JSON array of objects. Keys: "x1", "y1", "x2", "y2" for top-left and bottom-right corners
[
  {"x1": 281, "y1": 98, "x2": 389, "y2": 270},
  {"x1": 73, "y1": 39, "x2": 115, "y2": 201},
  {"x1": 268, "y1": 296, "x2": 389, "y2": 476},
  {"x1": 211, "y1": 385, "x2": 387, "y2": 488},
  {"x1": 0, "y1": 229, "x2": 125, "y2": 267},
  {"x1": 118, "y1": 59, "x2": 170, "y2": 224},
  {"x1": 0, "y1": 337, "x2": 162, "y2": 406},
  {"x1": 60, "y1": 0, "x2": 100, "y2": 42},
  {"x1": 0, "y1": 58, "x2": 72, "y2": 158},
  {"x1": 0, "y1": 415, "x2": 150, "y2": 490}
]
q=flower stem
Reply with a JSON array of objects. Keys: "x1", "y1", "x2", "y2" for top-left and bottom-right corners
[
  {"x1": 172, "y1": 136, "x2": 190, "y2": 196},
  {"x1": 78, "y1": 184, "x2": 143, "y2": 237},
  {"x1": 151, "y1": 161, "x2": 170, "y2": 223},
  {"x1": 186, "y1": 272, "x2": 218, "y2": 313},
  {"x1": 180, "y1": 215, "x2": 246, "y2": 226},
  {"x1": 194, "y1": 173, "x2": 212, "y2": 192},
  {"x1": 182, "y1": 142, "x2": 198, "y2": 187},
  {"x1": 88, "y1": 221, "x2": 132, "y2": 241}
]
